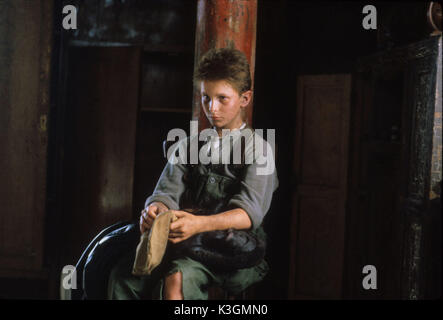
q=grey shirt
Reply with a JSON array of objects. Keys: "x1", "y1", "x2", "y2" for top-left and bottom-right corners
[{"x1": 145, "y1": 126, "x2": 279, "y2": 230}]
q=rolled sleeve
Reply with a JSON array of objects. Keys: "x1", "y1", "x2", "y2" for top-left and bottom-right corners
[
  {"x1": 145, "y1": 161, "x2": 187, "y2": 210},
  {"x1": 228, "y1": 135, "x2": 279, "y2": 230}
]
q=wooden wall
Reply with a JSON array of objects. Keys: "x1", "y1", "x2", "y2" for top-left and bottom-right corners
[{"x1": 0, "y1": 1, "x2": 53, "y2": 282}]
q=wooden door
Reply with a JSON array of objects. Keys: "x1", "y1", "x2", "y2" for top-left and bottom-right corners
[
  {"x1": 59, "y1": 47, "x2": 141, "y2": 267},
  {"x1": 289, "y1": 74, "x2": 351, "y2": 299},
  {"x1": 345, "y1": 67, "x2": 405, "y2": 299}
]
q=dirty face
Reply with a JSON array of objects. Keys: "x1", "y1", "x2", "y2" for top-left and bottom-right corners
[{"x1": 200, "y1": 80, "x2": 251, "y2": 134}]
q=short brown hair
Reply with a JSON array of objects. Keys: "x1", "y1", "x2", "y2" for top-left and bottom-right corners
[{"x1": 193, "y1": 47, "x2": 252, "y2": 94}]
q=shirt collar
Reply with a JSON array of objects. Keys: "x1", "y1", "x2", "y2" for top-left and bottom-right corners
[{"x1": 212, "y1": 122, "x2": 246, "y2": 133}]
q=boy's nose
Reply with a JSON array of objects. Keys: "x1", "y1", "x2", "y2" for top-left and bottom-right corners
[{"x1": 209, "y1": 100, "x2": 220, "y2": 112}]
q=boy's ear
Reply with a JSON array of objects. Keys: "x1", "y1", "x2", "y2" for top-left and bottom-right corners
[{"x1": 240, "y1": 90, "x2": 253, "y2": 107}]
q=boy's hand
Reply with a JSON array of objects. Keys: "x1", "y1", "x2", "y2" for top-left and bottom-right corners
[
  {"x1": 168, "y1": 210, "x2": 205, "y2": 244},
  {"x1": 139, "y1": 202, "x2": 169, "y2": 234}
]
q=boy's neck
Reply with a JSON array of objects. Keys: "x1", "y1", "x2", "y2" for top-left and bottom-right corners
[{"x1": 214, "y1": 122, "x2": 246, "y2": 137}]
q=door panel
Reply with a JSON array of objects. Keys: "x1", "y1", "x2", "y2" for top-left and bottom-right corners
[
  {"x1": 60, "y1": 47, "x2": 141, "y2": 266},
  {"x1": 289, "y1": 75, "x2": 351, "y2": 299}
]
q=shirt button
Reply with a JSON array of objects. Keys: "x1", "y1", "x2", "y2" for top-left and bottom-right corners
[{"x1": 209, "y1": 177, "x2": 216, "y2": 184}]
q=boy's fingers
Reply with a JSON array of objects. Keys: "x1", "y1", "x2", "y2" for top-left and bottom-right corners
[
  {"x1": 170, "y1": 220, "x2": 183, "y2": 230},
  {"x1": 139, "y1": 217, "x2": 147, "y2": 233},
  {"x1": 141, "y1": 208, "x2": 155, "y2": 221},
  {"x1": 168, "y1": 234, "x2": 189, "y2": 243},
  {"x1": 168, "y1": 232, "x2": 183, "y2": 238},
  {"x1": 140, "y1": 215, "x2": 153, "y2": 231},
  {"x1": 147, "y1": 208, "x2": 157, "y2": 219},
  {"x1": 168, "y1": 237, "x2": 182, "y2": 244},
  {"x1": 147, "y1": 212, "x2": 156, "y2": 221},
  {"x1": 141, "y1": 213, "x2": 152, "y2": 225},
  {"x1": 140, "y1": 221, "x2": 149, "y2": 231},
  {"x1": 172, "y1": 210, "x2": 187, "y2": 218}
]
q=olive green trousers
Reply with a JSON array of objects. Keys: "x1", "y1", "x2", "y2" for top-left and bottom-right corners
[{"x1": 107, "y1": 248, "x2": 269, "y2": 300}]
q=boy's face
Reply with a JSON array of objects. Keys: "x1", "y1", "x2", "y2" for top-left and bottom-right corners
[{"x1": 200, "y1": 80, "x2": 252, "y2": 133}]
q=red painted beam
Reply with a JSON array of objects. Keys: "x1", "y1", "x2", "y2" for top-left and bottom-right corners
[{"x1": 192, "y1": 0, "x2": 258, "y2": 130}]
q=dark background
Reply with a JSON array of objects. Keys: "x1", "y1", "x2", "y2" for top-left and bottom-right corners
[{"x1": 0, "y1": 0, "x2": 441, "y2": 299}]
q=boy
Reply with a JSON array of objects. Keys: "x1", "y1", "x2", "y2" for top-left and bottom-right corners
[{"x1": 107, "y1": 47, "x2": 278, "y2": 300}]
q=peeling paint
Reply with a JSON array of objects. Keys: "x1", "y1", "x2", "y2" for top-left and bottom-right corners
[{"x1": 430, "y1": 37, "x2": 442, "y2": 199}]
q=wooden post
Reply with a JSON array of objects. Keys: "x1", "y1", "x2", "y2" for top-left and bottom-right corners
[{"x1": 192, "y1": 0, "x2": 258, "y2": 130}]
